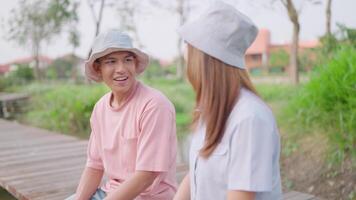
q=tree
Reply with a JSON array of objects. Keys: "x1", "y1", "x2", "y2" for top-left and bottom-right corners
[
  {"x1": 6, "y1": 0, "x2": 78, "y2": 81},
  {"x1": 325, "y1": 0, "x2": 332, "y2": 36},
  {"x1": 320, "y1": 0, "x2": 336, "y2": 55},
  {"x1": 115, "y1": 0, "x2": 143, "y2": 48},
  {"x1": 69, "y1": 29, "x2": 80, "y2": 54},
  {"x1": 68, "y1": 29, "x2": 81, "y2": 82},
  {"x1": 87, "y1": 0, "x2": 106, "y2": 38},
  {"x1": 280, "y1": 0, "x2": 300, "y2": 84},
  {"x1": 149, "y1": 0, "x2": 196, "y2": 80},
  {"x1": 175, "y1": 0, "x2": 191, "y2": 79},
  {"x1": 271, "y1": 0, "x2": 320, "y2": 84},
  {"x1": 86, "y1": 0, "x2": 106, "y2": 58}
]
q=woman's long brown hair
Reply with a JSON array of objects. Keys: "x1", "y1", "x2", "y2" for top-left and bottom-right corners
[{"x1": 187, "y1": 44, "x2": 259, "y2": 158}]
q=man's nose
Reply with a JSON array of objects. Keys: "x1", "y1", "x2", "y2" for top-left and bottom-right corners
[{"x1": 114, "y1": 61, "x2": 125, "y2": 73}]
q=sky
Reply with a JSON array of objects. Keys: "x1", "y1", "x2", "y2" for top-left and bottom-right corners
[{"x1": 0, "y1": 0, "x2": 355, "y2": 64}]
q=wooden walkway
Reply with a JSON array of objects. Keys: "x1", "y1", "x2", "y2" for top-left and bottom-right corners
[{"x1": 0, "y1": 119, "x2": 322, "y2": 200}]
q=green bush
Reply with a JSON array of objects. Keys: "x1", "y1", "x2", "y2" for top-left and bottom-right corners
[
  {"x1": 269, "y1": 49, "x2": 289, "y2": 69},
  {"x1": 285, "y1": 45, "x2": 356, "y2": 163},
  {"x1": 142, "y1": 60, "x2": 165, "y2": 80},
  {"x1": 45, "y1": 55, "x2": 80, "y2": 80},
  {"x1": 23, "y1": 83, "x2": 108, "y2": 138},
  {"x1": 0, "y1": 76, "x2": 9, "y2": 91},
  {"x1": 4, "y1": 64, "x2": 35, "y2": 87},
  {"x1": 256, "y1": 84, "x2": 298, "y2": 103}
]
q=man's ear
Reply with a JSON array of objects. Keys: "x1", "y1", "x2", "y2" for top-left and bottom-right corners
[
  {"x1": 93, "y1": 62, "x2": 101, "y2": 75},
  {"x1": 134, "y1": 59, "x2": 140, "y2": 74}
]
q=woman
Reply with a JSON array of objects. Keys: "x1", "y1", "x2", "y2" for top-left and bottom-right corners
[{"x1": 174, "y1": 2, "x2": 282, "y2": 200}]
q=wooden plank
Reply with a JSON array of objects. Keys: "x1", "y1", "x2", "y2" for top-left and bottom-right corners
[
  {"x1": 0, "y1": 149, "x2": 86, "y2": 168},
  {"x1": 31, "y1": 189, "x2": 75, "y2": 200},
  {"x1": 0, "y1": 126, "x2": 75, "y2": 140},
  {"x1": 0, "y1": 125, "x2": 52, "y2": 136},
  {"x1": 27, "y1": 182, "x2": 78, "y2": 200},
  {"x1": 1, "y1": 155, "x2": 86, "y2": 182},
  {"x1": 0, "y1": 93, "x2": 29, "y2": 102},
  {"x1": 0, "y1": 155, "x2": 86, "y2": 178},
  {"x1": 33, "y1": 189, "x2": 75, "y2": 200},
  {"x1": 1, "y1": 183, "x2": 29, "y2": 200},
  {"x1": 0, "y1": 140, "x2": 87, "y2": 157},
  {"x1": 0, "y1": 144, "x2": 86, "y2": 162},
  {"x1": 3, "y1": 165, "x2": 84, "y2": 199},
  {"x1": 18, "y1": 170, "x2": 82, "y2": 192},
  {"x1": 0, "y1": 125, "x2": 75, "y2": 138},
  {"x1": 0, "y1": 127, "x2": 69, "y2": 140},
  {"x1": 22, "y1": 174, "x2": 81, "y2": 194},
  {"x1": 0, "y1": 136, "x2": 75, "y2": 150}
]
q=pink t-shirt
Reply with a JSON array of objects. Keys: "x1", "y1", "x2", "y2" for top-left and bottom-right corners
[{"x1": 86, "y1": 82, "x2": 177, "y2": 199}]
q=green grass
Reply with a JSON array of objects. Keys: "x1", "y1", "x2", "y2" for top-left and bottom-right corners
[
  {"x1": 284, "y1": 46, "x2": 356, "y2": 164},
  {"x1": 0, "y1": 188, "x2": 16, "y2": 200},
  {"x1": 16, "y1": 82, "x2": 108, "y2": 138}
]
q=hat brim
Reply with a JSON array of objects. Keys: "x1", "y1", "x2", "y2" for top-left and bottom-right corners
[{"x1": 85, "y1": 47, "x2": 149, "y2": 82}]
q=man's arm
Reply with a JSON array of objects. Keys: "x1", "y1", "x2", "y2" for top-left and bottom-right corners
[
  {"x1": 75, "y1": 167, "x2": 104, "y2": 200},
  {"x1": 174, "y1": 173, "x2": 190, "y2": 200},
  {"x1": 227, "y1": 190, "x2": 255, "y2": 200},
  {"x1": 104, "y1": 171, "x2": 159, "y2": 200}
]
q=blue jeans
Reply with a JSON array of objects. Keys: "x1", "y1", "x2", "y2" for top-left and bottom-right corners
[{"x1": 65, "y1": 188, "x2": 106, "y2": 200}]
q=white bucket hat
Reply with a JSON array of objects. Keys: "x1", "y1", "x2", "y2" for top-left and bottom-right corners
[
  {"x1": 178, "y1": 1, "x2": 258, "y2": 69},
  {"x1": 85, "y1": 29, "x2": 149, "y2": 82}
]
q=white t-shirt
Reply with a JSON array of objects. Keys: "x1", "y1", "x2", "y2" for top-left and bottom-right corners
[{"x1": 189, "y1": 88, "x2": 282, "y2": 200}]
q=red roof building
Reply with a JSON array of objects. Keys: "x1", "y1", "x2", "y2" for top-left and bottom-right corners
[
  {"x1": 246, "y1": 29, "x2": 271, "y2": 70},
  {"x1": 6, "y1": 55, "x2": 53, "y2": 70},
  {"x1": 0, "y1": 64, "x2": 10, "y2": 75},
  {"x1": 244, "y1": 29, "x2": 320, "y2": 72}
]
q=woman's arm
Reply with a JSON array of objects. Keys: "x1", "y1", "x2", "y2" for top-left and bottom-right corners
[
  {"x1": 75, "y1": 167, "x2": 104, "y2": 200},
  {"x1": 104, "y1": 171, "x2": 159, "y2": 200},
  {"x1": 227, "y1": 190, "x2": 255, "y2": 200},
  {"x1": 174, "y1": 173, "x2": 190, "y2": 200}
]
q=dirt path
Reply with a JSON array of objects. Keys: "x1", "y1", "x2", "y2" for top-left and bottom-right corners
[{"x1": 280, "y1": 132, "x2": 356, "y2": 200}]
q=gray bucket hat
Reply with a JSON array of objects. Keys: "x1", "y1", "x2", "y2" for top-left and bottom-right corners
[
  {"x1": 85, "y1": 29, "x2": 149, "y2": 82},
  {"x1": 178, "y1": 1, "x2": 258, "y2": 69}
]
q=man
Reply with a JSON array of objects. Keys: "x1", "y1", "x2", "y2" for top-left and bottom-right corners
[{"x1": 66, "y1": 29, "x2": 177, "y2": 200}]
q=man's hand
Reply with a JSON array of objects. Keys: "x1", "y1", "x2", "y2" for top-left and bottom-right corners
[
  {"x1": 104, "y1": 171, "x2": 159, "y2": 200},
  {"x1": 75, "y1": 167, "x2": 104, "y2": 200}
]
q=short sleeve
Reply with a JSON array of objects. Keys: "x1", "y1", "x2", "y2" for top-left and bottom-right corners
[
  {"x1": 86, "y1": 112, "x2": 104, "y2": 170},
  {"x1": 136, "y1": 103, "x2": 176, "y2": 172},
  {"x1": 227, "y1": 115, "x2": 275, "y2": 191}
]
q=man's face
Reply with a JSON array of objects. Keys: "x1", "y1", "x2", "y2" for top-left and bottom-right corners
[{"x1": 95, "y1": 51, "x2": 138, "y2": 95}]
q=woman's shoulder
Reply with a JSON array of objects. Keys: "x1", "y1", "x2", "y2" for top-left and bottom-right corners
[
  {"x1": 232, "y1": 88, "x2": 275, "y2": 124},
  {"x1": 223, "y1": 88, "x2": 279, "y2": 143}
]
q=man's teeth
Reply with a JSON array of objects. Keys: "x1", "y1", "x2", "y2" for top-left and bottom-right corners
[{"x1": 114, "y1": 77, "x2": 128, "y2": 81}]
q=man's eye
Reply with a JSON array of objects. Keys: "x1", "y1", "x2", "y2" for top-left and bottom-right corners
[
  {"x1": 104, "y1": 60, "x2": 115, "y2": 64},
  {"x1": 125, "y1": 58, "x2": 134, "y2": 62}
]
